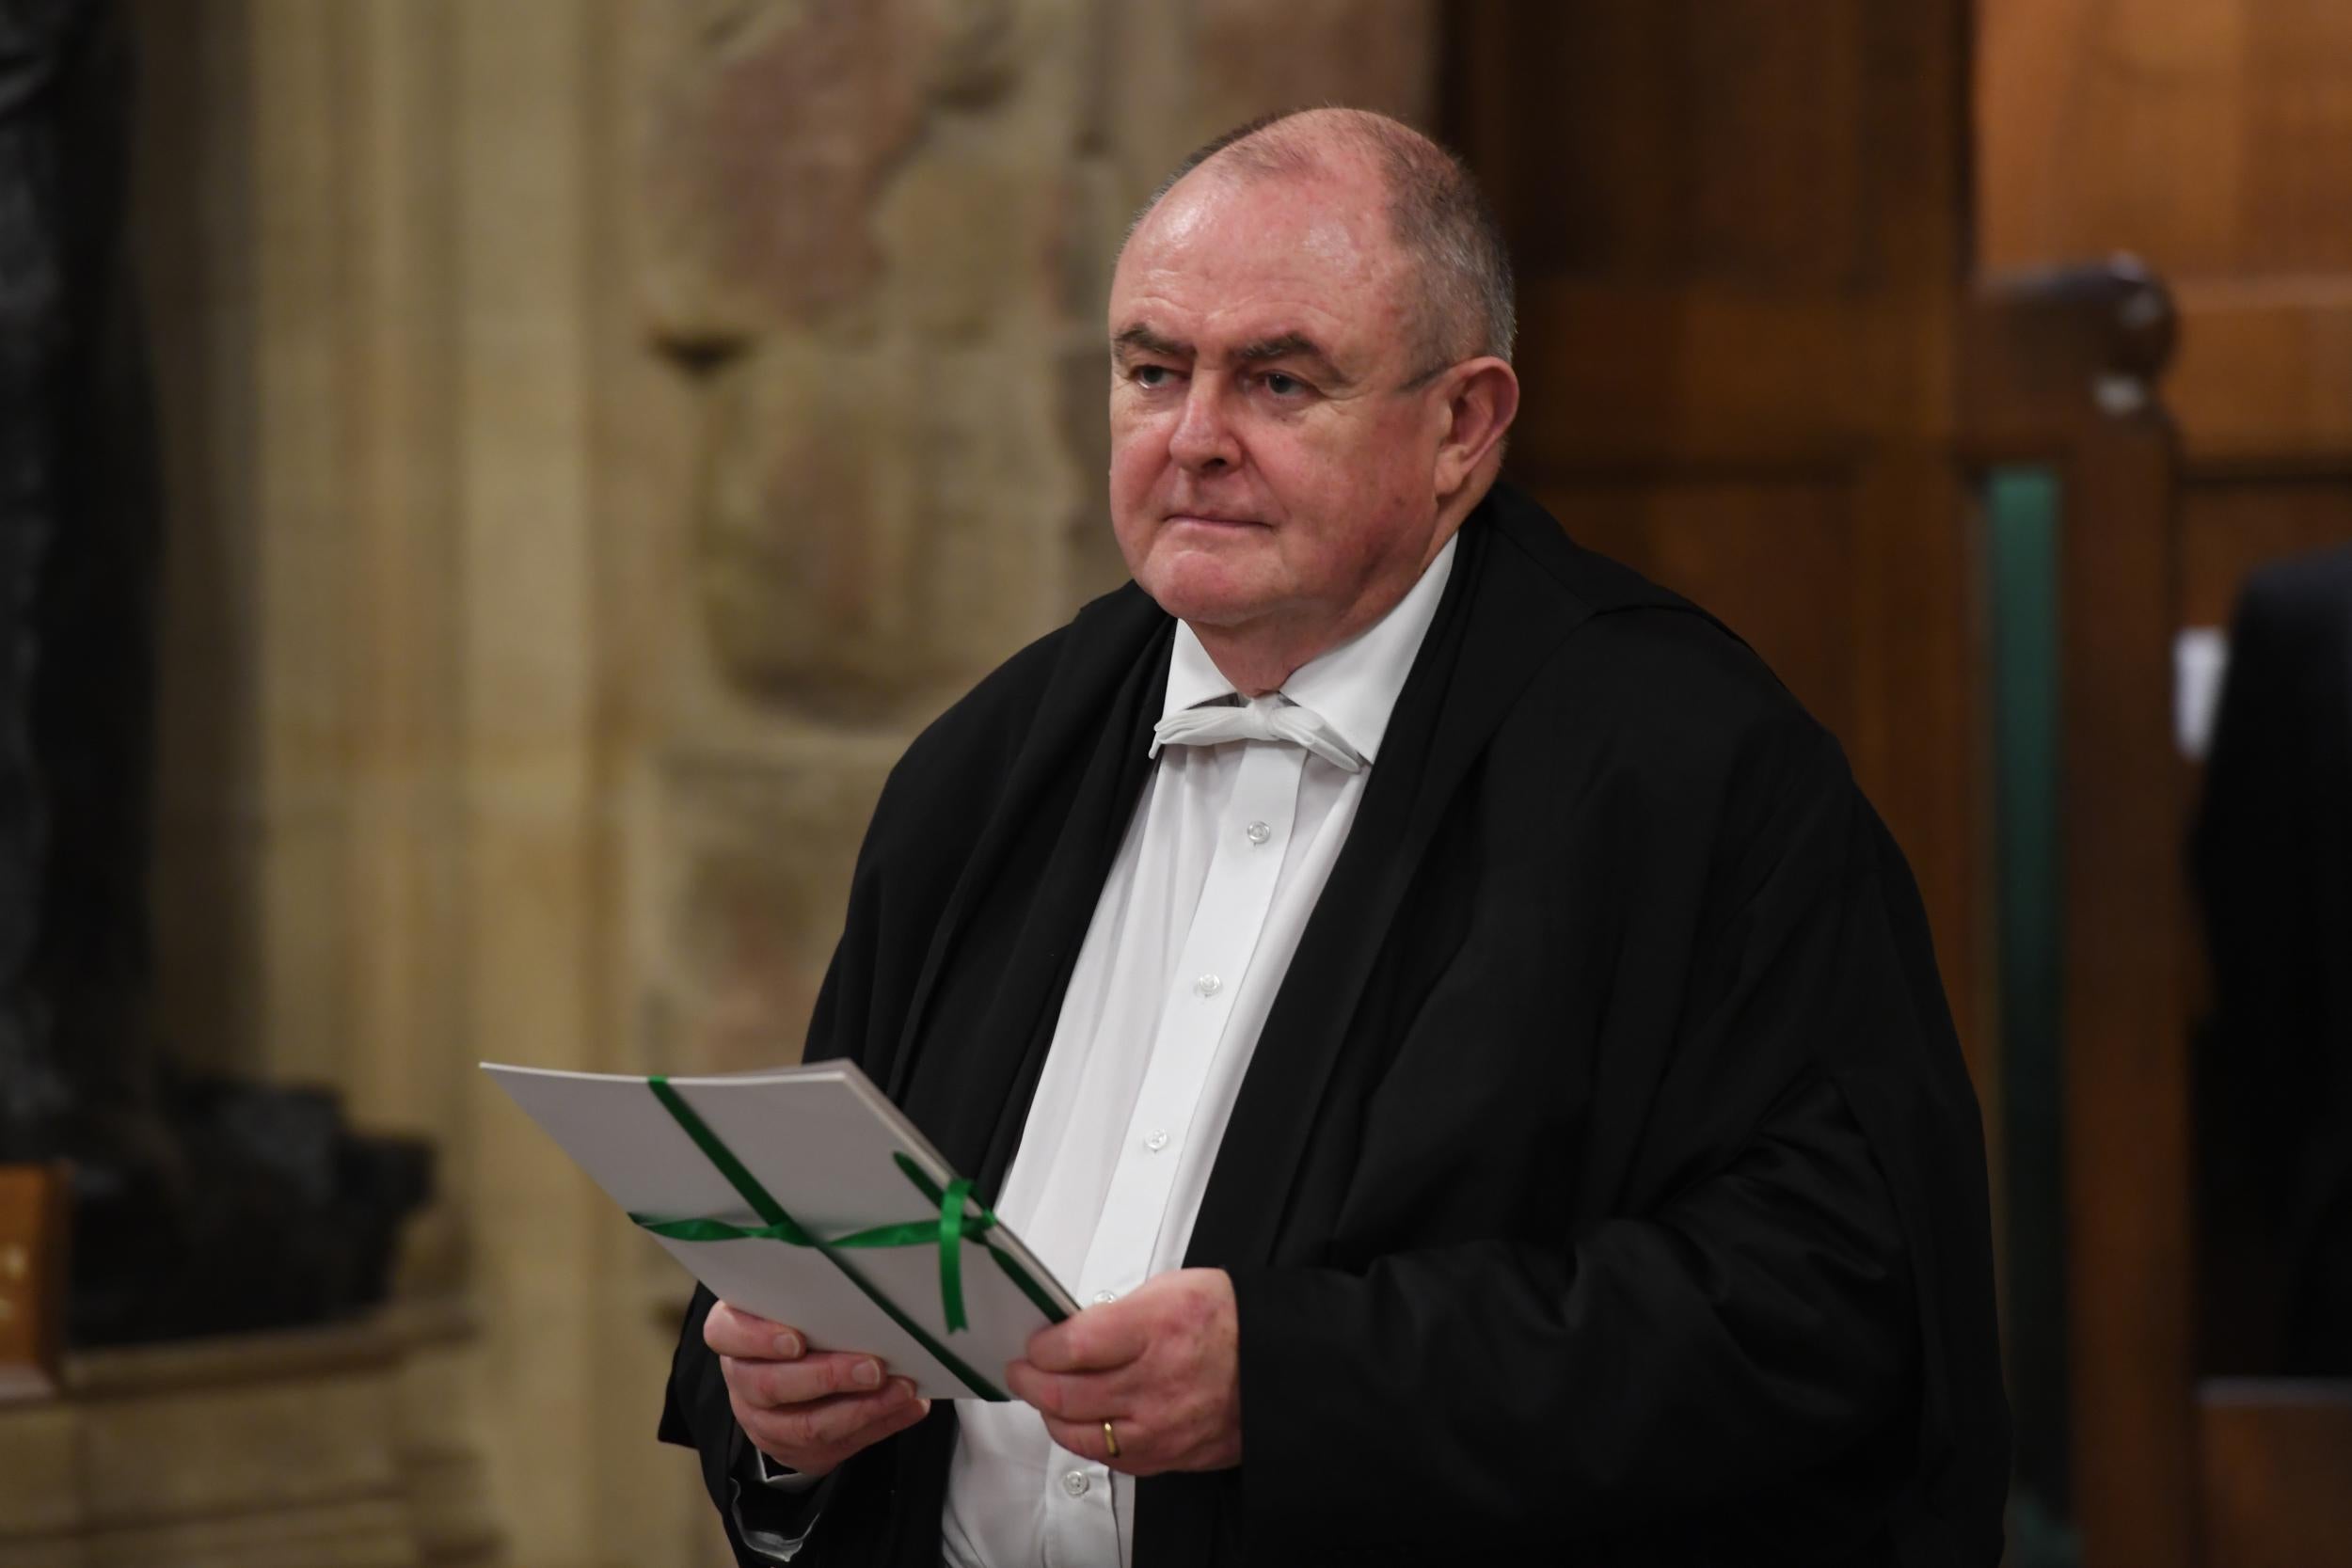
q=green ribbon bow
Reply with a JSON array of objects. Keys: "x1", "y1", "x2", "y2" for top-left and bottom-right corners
[{"x1": 628, "y1": 1076, "x2": 1065, "y2": 1402}]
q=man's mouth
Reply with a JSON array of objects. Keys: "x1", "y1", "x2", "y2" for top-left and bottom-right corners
[{"x1": 1166, "y1": 513, "x2": 1265, "y2": 530}]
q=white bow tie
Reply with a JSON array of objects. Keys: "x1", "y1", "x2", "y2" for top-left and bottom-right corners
[{"x1": 1149, "y1": 696, "x2": 1365, "y2": 774}]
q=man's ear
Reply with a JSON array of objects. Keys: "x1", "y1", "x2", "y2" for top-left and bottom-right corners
[{"x1": 1431, "y1": 357, "x2": 1520, "y2": 501}]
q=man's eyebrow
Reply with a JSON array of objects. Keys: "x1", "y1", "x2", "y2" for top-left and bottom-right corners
[
  {"x1": 1111, "y1": 324, "x2": 1354, "y2": 386},
  {"x1": 1235, "y1": 331, "x2": 1354, "y2": 387},
  {"x1": 1113, "y1": 325, "x2": 1187, "y2": 359},
  {"x1": 1232, "y1": 331, "x2": 1332, "y2": 368}
]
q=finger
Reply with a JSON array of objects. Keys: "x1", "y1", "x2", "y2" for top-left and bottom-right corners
[
  {"x1": 1004, "y1": 1358, "x2": 1132, "y2": 1422},
  {"x1": 739, "y1": 1379, "x2": 930, "y2": 1465},
  {"x1": 704, "y1": 1300, "x2": 808, "y2": 1360},
  {"x1": 726, "y1": 1350, "x2": 892, "y2": 1410},
  {"x1": 787, "y1": 1385, "x2": 932, "y2": 1473},
  {"x1": 1040, "y1": 1412, "x2": 1149, "y2": 1476},
  {"x1": 742, "y1": 1380, "x2": 919, "y2": 1451},
  {"x1": 1025, "y1": 1296, "x2": 1151, "y2": 1374}
]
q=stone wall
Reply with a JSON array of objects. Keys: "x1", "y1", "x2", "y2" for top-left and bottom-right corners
[
  {"x1": 132, "y1": 3, "x2": 1433, "y2": 1563},
  {"x1": 639, "y1": 0, "x2": 1438, "y2": 1088}
]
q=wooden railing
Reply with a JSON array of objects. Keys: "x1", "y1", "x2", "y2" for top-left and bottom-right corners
[{"x1": 1964, "y1": 258, "x2": 2352, "y2": 1568}]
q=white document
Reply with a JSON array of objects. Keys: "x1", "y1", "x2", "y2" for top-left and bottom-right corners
[
  {"x1": 484, "y1": 1059, "x2": 1077, "y2": 1401},
  {"x1": 2175, "y1": 626, "x2": 2230, "y2": 761}
]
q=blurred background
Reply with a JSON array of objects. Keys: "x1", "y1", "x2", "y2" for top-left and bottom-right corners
[{"x1": 0, "y1": 1, "x2": 2346, "y2": 1565}]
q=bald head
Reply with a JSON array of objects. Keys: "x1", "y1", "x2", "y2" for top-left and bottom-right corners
[{"x1": 1128, "y1": 108, "x2": 1516, "y2": 374}]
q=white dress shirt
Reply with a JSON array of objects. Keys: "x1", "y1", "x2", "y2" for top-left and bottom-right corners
[{"x1": 940, "y1": 535, "x2": 1456, "y2": 1568}]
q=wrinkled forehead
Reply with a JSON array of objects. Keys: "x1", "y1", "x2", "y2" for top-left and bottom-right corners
[{"x1": 1110, "y1": 165, "x2": 1411, "y2": 344}]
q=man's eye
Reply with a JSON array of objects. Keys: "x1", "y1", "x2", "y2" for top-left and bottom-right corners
[
  {"x1": 1261, "y1": 372, "x2": 1306, "y2": 397},
  {"x1": 1131, "y1": 364, "x2": 1175, "y2": 389}
]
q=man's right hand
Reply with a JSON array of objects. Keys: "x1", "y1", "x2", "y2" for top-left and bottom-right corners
[{"x1": 705, "y1": 1300, "x2": 932, "y2": 1477}]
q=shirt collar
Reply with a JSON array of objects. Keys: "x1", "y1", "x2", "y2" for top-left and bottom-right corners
[{"x1": 1159, "y1": 531, "x2": 1458, "y2": 766}]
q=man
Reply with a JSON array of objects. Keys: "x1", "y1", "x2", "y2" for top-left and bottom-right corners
[{"x1": 662, "y1": 107, "x2": 2009, "y2": 1566}]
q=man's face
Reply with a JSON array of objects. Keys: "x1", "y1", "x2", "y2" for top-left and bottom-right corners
[{"x1": 1106, "y1": 162, "x2": 1448, "y2": 642}]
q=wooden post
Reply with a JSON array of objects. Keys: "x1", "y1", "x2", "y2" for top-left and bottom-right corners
[
  {"x1": 0, "y1": 1164, "x2": 69, "y2": 1401},
  {"x1": 1963, "y1": 260, "x2": 2197, "y2": 1568}
]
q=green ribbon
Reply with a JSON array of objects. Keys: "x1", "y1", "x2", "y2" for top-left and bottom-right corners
[{"x1": 628, "y1": 1076, "x2": 1065, "y2": 1401}]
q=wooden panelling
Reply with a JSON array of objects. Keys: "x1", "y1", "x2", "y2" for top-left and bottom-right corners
[
  {"x1": 1476, "y1": 1, "x2": 1872, "y2": 290},
  {"x1": 2197, "y1": 1382, "x2": 2352, "y2": 1568},
  {"x1": 1979, "y1": 0, "x2": 2352, "y2": 466},
  {"x1": 1539, "y1": 480, "x2": 1860, "y2": 739},
  {"x1": 2168, "y1": 284, "x2": 2352, "y2": 465},
  {"x1": 1980, "y1": 0, "x2": 2352, "y2": 279},
  {"x1": 1450, "y1": 0, "x2": 1979, "y2": 1070},
  {"x1": 2179, "y1": 479, "x2": 2352, "y2": 628},
  {"x1": 1509, "y1": 287, "x2": 1942, "y2": 465}
]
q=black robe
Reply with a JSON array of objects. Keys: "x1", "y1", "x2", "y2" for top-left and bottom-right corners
[
  {"x1": 660, "y1": 482, "x2": 2010, "y2": 1566},
  {"x1": 2191, "y1": 545, "x2": 2352, "y2": 1373}
]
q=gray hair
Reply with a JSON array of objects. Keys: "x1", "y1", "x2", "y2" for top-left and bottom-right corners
[{"x1": 1129, "y1": 107, "x2": 1517, "y2": 372}]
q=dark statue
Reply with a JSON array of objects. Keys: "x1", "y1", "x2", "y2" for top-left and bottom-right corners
[{"x1": 0, "y1": 0, "x2": 427, "y2": 1345}]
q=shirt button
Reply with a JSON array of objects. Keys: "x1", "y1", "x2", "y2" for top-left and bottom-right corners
[
  {"x1": 1145, "y1": 1129, "x2": 1169, "y2": 1152},
  {"x1": 1092, "y1": 1289, "x2": 1119, "y2": 1305},
  {"x1": 1062, "y1": 1469, "x2": 1090, "y2": 1497},
  {"x1": 1245, "y1": 820, "x2": 1272, "y2": 845},
  {"x1": 1194, "y1": 973, "x2": 1221, "y2": 997}
]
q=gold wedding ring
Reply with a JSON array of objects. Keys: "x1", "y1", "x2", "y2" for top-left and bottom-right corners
[{"x1": 1102, "y1": 1419, "x2": 1121, "y2": 1459}]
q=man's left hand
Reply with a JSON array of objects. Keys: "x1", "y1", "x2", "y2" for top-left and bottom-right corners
[{"x1": 1004, "y1": 1267, "x2": 1241, "y2": 1477}]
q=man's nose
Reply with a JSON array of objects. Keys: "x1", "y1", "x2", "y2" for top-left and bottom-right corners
[{"x1": 1168, "y1": 381, "x2": 1240, "y2": 473}]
